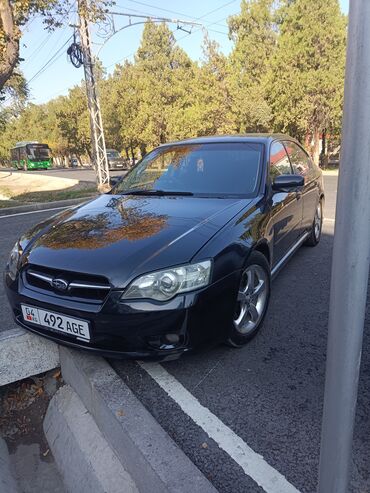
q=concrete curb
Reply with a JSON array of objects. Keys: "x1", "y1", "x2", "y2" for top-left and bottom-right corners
[
  {"x1": 0, "y1": 438, "x2": 18, "y2": 493},
  {"x1": 0, "y1": 328, "x2": 59, "y2": 386},
  {"x1": 0, "y1": 196, "x2": 95, "y2": 216},
  {"x1": 60, "y1": 347, "x2": 217, "y2": 493},
  {"x1": 322, "y1": 169, "x2": 339, "y2": 176},
  {"x1": 44, "y1": 385, "x2": 138, "y2": 493}
]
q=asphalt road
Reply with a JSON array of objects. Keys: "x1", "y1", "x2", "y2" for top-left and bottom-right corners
[
  {"x1": 1, "y1": 175, "x2": 369, "y2": 493},
  {"x1": 110, "y1": 174, "x2": 369, "y2": 493},
  {"x1": 0, "y1": 167, "x2": 127, "y2": 183}
]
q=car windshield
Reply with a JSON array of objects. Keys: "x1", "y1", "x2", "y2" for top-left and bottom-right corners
[
  {"x1": 27, "y1": 145, "x2": 51, "y2": 160},
  {"x1": 114, "y1": 143, "x2": 263, "y2": 197},
  {"x1": 107, "y1": 150, "x2": 120, "y2": 159}
]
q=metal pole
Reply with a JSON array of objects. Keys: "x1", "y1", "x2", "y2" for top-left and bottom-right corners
[
  {"x1": 78, "y1": 0, "x2": 110, "y2": 190},
  {"x1": 318, "y1": 1, "x2": 370, "y2": 492}
]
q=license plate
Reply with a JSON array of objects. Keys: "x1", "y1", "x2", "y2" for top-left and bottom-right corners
[{"x1": 21, "y1": 305, "x2": 90, "y2": 341}]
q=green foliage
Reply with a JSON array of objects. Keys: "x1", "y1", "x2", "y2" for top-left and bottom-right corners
[
  {"x1": 0, "y1": 1, "x2": 347, "y2": 164},
  {"x1": 228, "y1": 0, "x2": 276, "y2": 132},
  {"x1": 267, "y1": 0, "x2": 346, "y2": 159}
]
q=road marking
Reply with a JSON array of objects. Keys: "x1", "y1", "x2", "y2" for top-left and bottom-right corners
[
  {"x1": 140, "y1": 362, "x2": 301, "y2": 493},
  {"x1": 0, "y1": 206, "x2": 70, "y2": 219}
]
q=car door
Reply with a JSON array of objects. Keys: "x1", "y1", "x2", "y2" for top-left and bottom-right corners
[
  {"x1": 269, "y1": 140, "x2": 303, "y2": 265},
  {"x1": 284, "y1": 140, "x2": 320, "y2": 232}
]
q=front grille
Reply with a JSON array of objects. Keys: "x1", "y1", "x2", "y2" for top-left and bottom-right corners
[{"x1": 23, "y1": 264, "x2": 111, "y2": 303}]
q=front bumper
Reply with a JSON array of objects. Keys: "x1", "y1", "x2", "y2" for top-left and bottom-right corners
[{"x1": 4, "y1": 270, "x2": 239, "y2": 360}]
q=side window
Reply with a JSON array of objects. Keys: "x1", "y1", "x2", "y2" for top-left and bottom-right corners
[
  {"x1": 269, "y1": 141, "x2": 292, "y2": 179},
  {"x1": 284, "y1": 141, "x2": 314, "y2": 177},
  {"x1": 20, "y1": 147, "x2": 27, "y2": 160}
]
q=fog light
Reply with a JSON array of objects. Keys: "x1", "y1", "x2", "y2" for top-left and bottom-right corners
[
  {"x1": 164, "y1": 333, "x2": 180, "y2": 344},
  {"x1": 147, "y1": 333, "x2": 181, "y2": 349}
]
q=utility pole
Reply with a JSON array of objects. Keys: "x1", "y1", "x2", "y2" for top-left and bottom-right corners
[
  {"x1": 69, "y1": 5, "x2": 201, "y2": 189},
  {"x1": 318, "y1": 1, "x2": 370, "y2": 491},
  {"x1": 78, "y1": 0, "x2": 110, "y2": 191}
]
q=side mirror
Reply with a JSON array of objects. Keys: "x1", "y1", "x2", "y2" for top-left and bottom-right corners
[
  {"x1": 109, "y1": 176, "x2": 120, "y2": 188},
  {"x1": 272, "y1": 174, "x2": 304, "y2": 192}
]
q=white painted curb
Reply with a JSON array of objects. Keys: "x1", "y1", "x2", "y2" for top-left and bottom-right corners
[
  {"x1": 44, "y1": 385, "x2": 138, "y2": 493},
  {"x1": 0, "y1": 329, "x2": 59, "y2": 386},
  {"x1": 60, "y1": 347, "x2": 217, "y2": 493},
  {"x1": 0, "y1": 438, "x2": 18, "y2": 493}
]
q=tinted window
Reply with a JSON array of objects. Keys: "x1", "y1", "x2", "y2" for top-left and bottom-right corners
[
  {"x1": 26, "y1": 144, "x2": 51, "y2": 160},
  {"x1": 20, "y1": 147, "x2": 27, "y2": 159},
  {"x1": 284, "y1": 141, "x2": 314, "y2": 177},
  {"x1": 115, "y1": 143, "x2": 263, "y2": 197},
  {"x1": 107, "y1": 150, "x2": 120, "y2": 159},
  {"x1": 10, "y1": 148, "x2": 19, "y2": 161},
  {"x1": 269, "y1": 141, "x2": 292, "y2": 179}
]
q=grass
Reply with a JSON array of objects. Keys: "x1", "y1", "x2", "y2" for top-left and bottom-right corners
[{"x1": 0, "y1": 186, "x2": 97, "y2": 209}]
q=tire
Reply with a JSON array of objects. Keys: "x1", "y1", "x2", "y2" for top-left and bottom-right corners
[
  {"x1": 305, "y1": 200, "x2": 323, "y2": 247},
  {"x1": 226, "y1": 251, "x2": 271, "y2": 348}
]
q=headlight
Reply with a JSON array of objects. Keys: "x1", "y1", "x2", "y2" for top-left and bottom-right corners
[
  {"x1": 122, "y1": 260, "x2": 212, "y2": 301},
  {"x1": 7, "y1": 241, "x2": 23, "y2": 281}
]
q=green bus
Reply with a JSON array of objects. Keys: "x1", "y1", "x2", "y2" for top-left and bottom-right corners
[{"x1": 11, "y1": 141, "x2": 52, "y2": 170}]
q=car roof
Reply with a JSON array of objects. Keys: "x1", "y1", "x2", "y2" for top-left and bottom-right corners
[{"x1": 160, "y1": 134, "x2": 295, "y2": 147}]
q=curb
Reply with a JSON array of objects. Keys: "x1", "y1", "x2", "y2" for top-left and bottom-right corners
[
  {"x1": 60, "y1": 347, "x2": 217, "y2": 493},
  {"x1": 0, "y1": 196, "x2": 95, "y2": 216},
  {"x1": 0, "y1": 328, "x2": 59, "y2": 386},
  {"x1": 44, "y1": 385, "x2": 138, "y2": 493},
  {"x1": 0, "y1": 438, "x2": 18, "y2": 493}
]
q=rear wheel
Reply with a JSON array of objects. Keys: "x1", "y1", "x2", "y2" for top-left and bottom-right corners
[
  {"x1": 226, "y1": 251, "x2": 271, "y2": 347},
  {"x1": 305, "y1": 200, "x2": 322, "y2": 247}
]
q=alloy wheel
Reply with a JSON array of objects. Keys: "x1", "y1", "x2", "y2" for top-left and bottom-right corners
[
  {"x1": 233, "y1": 264, "x2": 268, "y2": 335},
  {"x1": 314, "y1": 202, "x2": 322, "y2": 240}
]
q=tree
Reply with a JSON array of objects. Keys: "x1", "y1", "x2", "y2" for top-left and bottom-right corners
[
  {"x1": 268, "y1": 0, "x2": 346, "y2": 163},
  {"x1": 56, "y1": 85, "x2": 90, "y2": 159},
  {"x1": 0, "y1": 0, "x2": 111, "y2": 94},
  {"x1": 227, "y1": 0, "x2": 276, "y2": 132},
  {"x1": 189, "y1": 36, "x2": 234, "y2": 136},
  {"x1": 132, "y1": 21, "x2": 195, "y2": 153}
]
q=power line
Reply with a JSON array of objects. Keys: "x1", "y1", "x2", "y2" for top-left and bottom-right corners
[
  {"x1": 113, "y1": 0, "x2": 232, "y2": 36},
  {"x1": 27, "y1": 36, "x2": 73, "y2": 85},
  {"x1": 105, "y1": 1, "x2": 237, "y2": 69},
  {"x1": 22, "y1": 1, "x2": 76, "y2": 68},
  {"x1": 124, "y1": 0, "x2": 236, "y2": 28},
  {"x1": 22, "y1": 32, "x2": 54, "y2": 68},
  {"x1": 1, "y1": 39, "x2": 71, "y2": 106}
]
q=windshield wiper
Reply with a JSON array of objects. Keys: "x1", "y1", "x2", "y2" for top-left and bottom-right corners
[{"x1": 119, "y1": 189, "x2": 194, "y2": 196}]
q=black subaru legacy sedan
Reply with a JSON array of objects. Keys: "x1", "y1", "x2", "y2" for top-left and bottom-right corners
[{"x1": 5, "y1": 135, "x2": 324, "y2": 360}]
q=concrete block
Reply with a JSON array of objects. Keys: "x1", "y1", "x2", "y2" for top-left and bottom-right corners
[
  {"x1": 60, "y1": 347, "x2": 217, "y2": 493},
  {"x1": 0, "y1": 438, "x2": 18, "y2": 493},
  {"x1": 0, "y1": 328, "x2": 59, "y2": 386},
  {"x1": 44, "y1": 385, "x2": 138, "y2": 493}
]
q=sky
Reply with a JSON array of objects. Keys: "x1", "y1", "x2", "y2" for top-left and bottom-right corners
[{"x1": 19, "y1": 0, "x2": 349, "y2": 105}]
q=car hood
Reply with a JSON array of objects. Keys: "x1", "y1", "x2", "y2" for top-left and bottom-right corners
[{"x1": 21, "y1": 194, "x2": 251, "y2": 287}]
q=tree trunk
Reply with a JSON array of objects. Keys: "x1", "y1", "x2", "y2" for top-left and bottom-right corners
[
  {"x1": 139, "y1": 144, "x2": 146, "y2": 158},
  {"x1": 0, "y1": 0, "x2": 20, "y2": 92},
  {"x1": 312, "y1": 128, "x2": 321, "y2": 166},
  {"x1": 320, "y1": 129, "x2": 327, "y2": 168},
  {"x1": 130, "y1": 145, "x2": 136, "y2": 164},
  {"x1": 304, "y1": 133, "x2": 311, "y2": 150}
]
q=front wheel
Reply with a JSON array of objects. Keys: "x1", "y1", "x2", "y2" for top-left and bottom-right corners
[
  {"x1": 226, "y1": 251, "x2": 271, "y2": 347},
  {"x1": 305, "y1": 200, "x2": 323, "y2": 247}
]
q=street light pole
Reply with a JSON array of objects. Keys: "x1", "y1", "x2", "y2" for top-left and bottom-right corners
[
  {"x1": 318, "y1": 1, "x2": 370, "y2": 492},
  {"x1": 78, "y1": 0, "x2": 110, "y2": 191}
]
